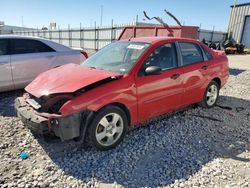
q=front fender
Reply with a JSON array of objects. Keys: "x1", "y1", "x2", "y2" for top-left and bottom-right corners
[{"x1": 59, "y1": 76, "x2": 138, "y2": 126}]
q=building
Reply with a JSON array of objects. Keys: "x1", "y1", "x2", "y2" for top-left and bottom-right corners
[
  {"x1": 0, "y1": 21, "x2": 33, "y2": 34},
  {"x1": 228, "y1": 3, "x2": 250, "y2": 48}
]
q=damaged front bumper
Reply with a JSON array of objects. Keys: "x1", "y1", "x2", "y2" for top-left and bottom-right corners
[{"x1": 15, "y1": 97, "x2": 91, "y2": 141}]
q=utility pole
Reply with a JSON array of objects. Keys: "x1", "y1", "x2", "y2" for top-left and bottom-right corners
[
  {"x1": 90, "y1": 19, "x2": 93, "y2": 27},
  {"x1": 21, "y1": 16, "x2": 24, "y2": 27},
  {"x1": 135, "y1": 15, "x2": 139, "y2": 25},
  {"x1": 100, "y1": 5, "x2": 103, "y2": 26},
  {"x1": 211, "y1": 26, "x2": 215, "y2": 42}
]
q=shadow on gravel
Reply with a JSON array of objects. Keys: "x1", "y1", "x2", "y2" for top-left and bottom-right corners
[
  {"x1": 0, "y1": 90, "x2": 24, "y2": 117},
  {"x1": 27, "y1": 96, "x2": 250, "y2": 187},
  {"x1": 229, "y1": 68, "x2": 246, "y2": 76}
]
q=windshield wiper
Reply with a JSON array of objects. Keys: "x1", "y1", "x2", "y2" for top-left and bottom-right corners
[{"x1": 89, "y1": 66, "x2": 106, "y2": 71}]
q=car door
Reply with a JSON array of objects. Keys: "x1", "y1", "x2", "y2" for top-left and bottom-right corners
[
  {"x1": 0, "y1": 39, "x2": 14, "y2": 92},
  {"x1": 10, "y1": 38, "x2": 57, "y2": 89},
  {"x1": 177, "y1": 42, "x2": 209, "y2": 105},
  {"x1": 136, "y1": 43, "x2": 184, "y2": 122}
]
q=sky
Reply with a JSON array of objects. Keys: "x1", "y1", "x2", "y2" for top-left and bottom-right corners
[{"x1": 1, "y1": 0, "x2": 249, "y2": 31}]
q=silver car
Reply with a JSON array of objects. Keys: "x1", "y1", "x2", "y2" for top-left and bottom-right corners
[{"x1": 0, "y1": 35, "x2": 87, "y2": 92}]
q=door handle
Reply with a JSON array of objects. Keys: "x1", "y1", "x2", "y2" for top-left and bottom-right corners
[
  {"x1": 170, "y1": 73, "x2": 180, "y2": 79},
  {"x1": 201, "y1": 65, "x2": 208, "y2": 70}
]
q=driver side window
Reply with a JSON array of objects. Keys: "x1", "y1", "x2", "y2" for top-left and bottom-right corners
[{"x1": 139, "y1": 43, "x2": 178, "y2": 76}]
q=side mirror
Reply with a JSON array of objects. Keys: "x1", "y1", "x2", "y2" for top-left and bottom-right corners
[{"x1": 145, "y1": 66, "x2": 162, "y2": 75}]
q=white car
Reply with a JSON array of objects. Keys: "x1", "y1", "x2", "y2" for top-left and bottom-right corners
[{"x1": 0, "y1": 35, "x2": 88, "y2": 92}]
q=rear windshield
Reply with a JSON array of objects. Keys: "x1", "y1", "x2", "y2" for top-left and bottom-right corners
[
  {"x1": 81, "y1": 42, "x2": 150, "y2": 74},
  {"x1": 201, "y1": 45, "x2": 213, "y2": 60}
]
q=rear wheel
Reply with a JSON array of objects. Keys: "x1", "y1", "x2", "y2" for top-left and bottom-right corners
[
  {"x1": 199, "y1": 80, "x2": 219, "y2": 108},
  {"x1": 87, "y1": 105, "x2": 128, "y2": 150}
]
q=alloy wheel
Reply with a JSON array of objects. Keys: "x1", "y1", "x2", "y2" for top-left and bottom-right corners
[
  {"x1": 95, "y1": 113, "x2": 124, "y2": 146},
  {"x1": 206, "y1": 84, "x2": 218, "y2": 106}
]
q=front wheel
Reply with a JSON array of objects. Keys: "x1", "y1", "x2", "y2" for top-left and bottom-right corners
[
  {"x1": 87, "y1": 105, "x2": 128, "y2": 150},
  {"x1": 199, "y1": 80, "x2": 219, "y2": 108}
]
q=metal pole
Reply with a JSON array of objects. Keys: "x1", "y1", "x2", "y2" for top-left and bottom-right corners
[
  {"x1": 211, "y1": 26, "x2": 215, "y2": 42},
  {"x1": 80, "y1": 22, "x2": 83, "y2": 48},
  {"x1": 68, "y1": 24, "x2": 71, "y2": 47},
  {"x1": 49, "y1": 28, "x2": 52, "y2": 40},
  {"x1": 198, "y1": 23, "x2": 202, "y2": 40},
  {"x1": 95, "y1": 21, "x2": 97, "y2": 51},
  {"x1": 100, "y1": 5, "x2": 103, "y2": 26},
  {"x1": 90, "y1": 19, "x2": 93, "y2": 27},
  {"x1": 82, "y1": 24, "x2": 84, "y2": 49},
  {"x1": 111, "y1": 19, "x2": 114, "y2": 42},
  {"x1": 21, "y1": 16, "x2": 24, "y2": 27},
  {"x1": 136, "y1": 15, "x2": 139, "y2": 25},
  {"x1": 58, "y1": 25, "x2": 61, "y2": 44}
]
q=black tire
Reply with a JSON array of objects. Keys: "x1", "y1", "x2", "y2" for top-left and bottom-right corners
[
  {"x1": 87, "y1": 105, "x2": 128, "y2": 150},
  {"x1": 199, "y1": 80, "x2": 219, "y2": 108}
]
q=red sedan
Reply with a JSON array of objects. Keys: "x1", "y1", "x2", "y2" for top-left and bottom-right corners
[{"x1": 15, "y1": 37, "x2": 229, "y2": 150}]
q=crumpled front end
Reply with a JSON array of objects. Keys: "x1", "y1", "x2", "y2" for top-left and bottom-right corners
[
  {"x1": 15, "y1": 96, "x2": 50, "y2": 134},
  {"x1": 15, "y1": 94, "x2": 85, "y2": 141}
]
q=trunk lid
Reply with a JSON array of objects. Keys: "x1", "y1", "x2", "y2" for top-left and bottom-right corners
[{"x1": 212, "y1": 49, "x2": 226, "y2": 57}]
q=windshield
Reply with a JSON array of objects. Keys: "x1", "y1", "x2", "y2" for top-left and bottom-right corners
[{"x1": 81, "y1": 42, "x2": 150, "y2": 74}]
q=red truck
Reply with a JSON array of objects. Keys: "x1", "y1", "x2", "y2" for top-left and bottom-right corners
[{"x1": 15, "y1": 36, "x2": 229, "y2": 150}]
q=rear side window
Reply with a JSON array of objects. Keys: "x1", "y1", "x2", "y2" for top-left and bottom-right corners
[
  {"x1": 0, "y1": 39, "x2": 9, "y2": 55},
  {"x1": 179, "y1": 42, "x2": 204, "y2": 66},
  {"x1": 11, "y1": 39, "x2": 55, "y2": 55},
  {"x1": 201, "y1": 45, "x2": 213, "y2": 60}
]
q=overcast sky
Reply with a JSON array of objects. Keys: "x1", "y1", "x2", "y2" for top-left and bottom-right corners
[{"x1": 1, "y1": 0, "x2": 249, "y2": 31}]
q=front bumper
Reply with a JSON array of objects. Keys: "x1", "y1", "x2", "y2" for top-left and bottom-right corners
[
  {"x1": 15, "y1": 97, "x2": 49, "y2": 134},
  {"x1": 15, "y1": 97, "x2": 84, "y2": 141}
]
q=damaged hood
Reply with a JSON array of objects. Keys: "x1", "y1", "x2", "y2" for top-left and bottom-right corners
[{"x1": 25, "y1": 64, "x2": 122, "y2": 98}]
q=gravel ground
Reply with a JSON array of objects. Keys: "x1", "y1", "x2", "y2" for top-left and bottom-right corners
[
  {"x1": 228, "y1": 54, "x2": 250, "y2": 70},
  {"x1": 0, "y1": 70, "x2": 249, "y2": 188}
]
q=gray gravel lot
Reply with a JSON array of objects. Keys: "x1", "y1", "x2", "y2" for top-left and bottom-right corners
[
  {"x1": 0, "y1": 69, "x2": 249, "y2": 188},
  {"x1": 228, "y1": 54, "x2": 250, "y2": 70}
]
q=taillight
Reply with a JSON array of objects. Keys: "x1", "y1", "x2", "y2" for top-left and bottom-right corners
[
  {"x1": 213, "y1": 49, "x2": 226, "y2": 57},
  {"x1": 80, "y1": 51, "x2": 88, "y2": 59}
]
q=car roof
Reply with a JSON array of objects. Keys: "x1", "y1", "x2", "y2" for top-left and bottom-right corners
[
  {"x1": 0, "y1": 35, "x2": 74, "y2": 52},
  {"x1": 120, "y1": 36, "x2": 200, "y2": 44}
]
